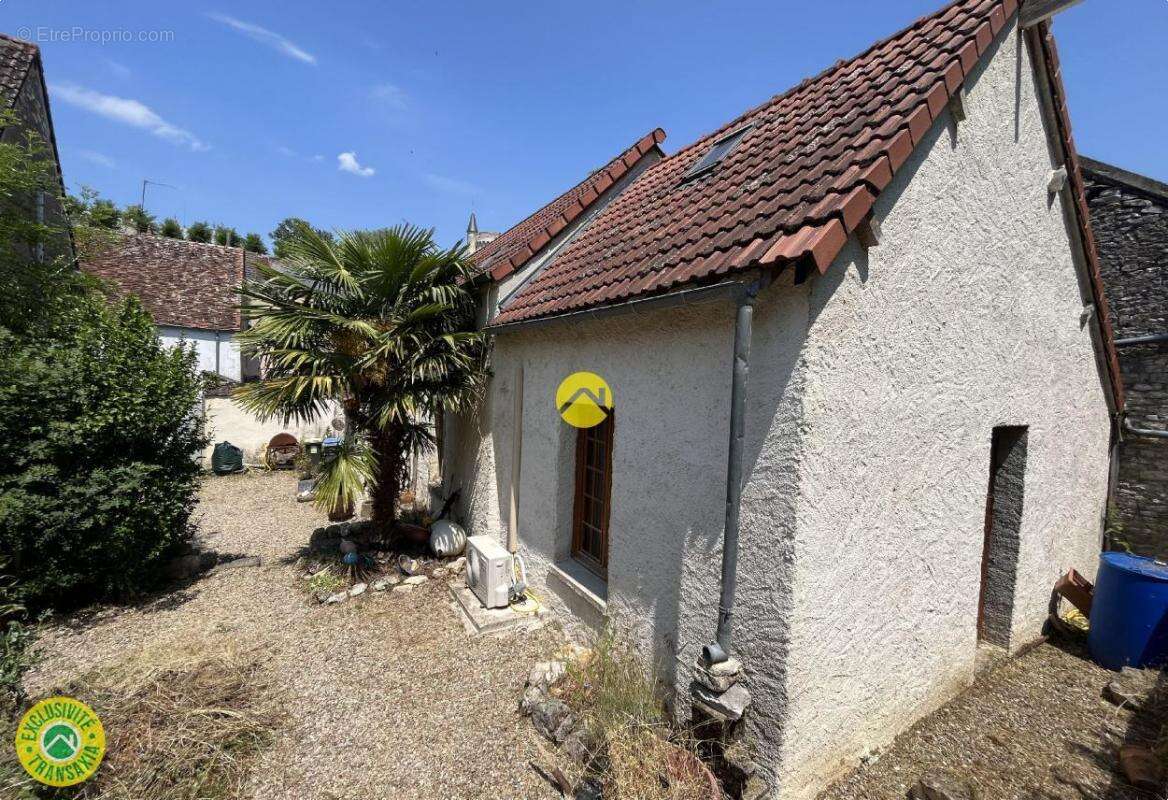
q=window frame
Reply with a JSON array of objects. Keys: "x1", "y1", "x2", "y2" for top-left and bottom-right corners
[
  {"x1": 681, "y1": 124, "x2": 753, "y2": 182},
  {"x1": 571, "y1": 412, "x2": 614, "y2": 579}
]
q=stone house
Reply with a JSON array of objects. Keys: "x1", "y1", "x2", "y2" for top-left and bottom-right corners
[
  {"x1": 1083, "y1": 157, "x2": 1168, "y2": 556},
  {"x1": 0, "y1": 32, "x2": 70, "y2": 261},
  {"x1": 445, "y1": 0, "x2": 1123, "y2": 796},
  {"x1": 82, "y1": 235, "x2": 334, "y2": 464},
  {"x1": 83, "y1": 233, "x2": 253, "y2": 381}
]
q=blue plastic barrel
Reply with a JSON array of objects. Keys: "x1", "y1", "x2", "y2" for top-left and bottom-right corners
[{"x1": 1088, "y1": 552, "x2": 1168, "y2": 670}]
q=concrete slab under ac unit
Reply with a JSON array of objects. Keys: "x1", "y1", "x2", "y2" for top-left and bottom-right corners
[{"x1": 447, "y1": 581, "x2": 548, "y2": 637}]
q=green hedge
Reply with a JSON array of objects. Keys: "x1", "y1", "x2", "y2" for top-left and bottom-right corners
[{"x1": 0, "y1": 297, "x2": 206, "y2": 609}]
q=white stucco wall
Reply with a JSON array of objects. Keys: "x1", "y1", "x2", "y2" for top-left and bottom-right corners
[
  {"x1": 444, "y1": 18, "x2": 1112, "y2": 800},
  {"x1": 203, "y1": 397, "x2": 336, "y2": 466},
  {"x1": 444, "y1": 279, "x2": 809, "y2": 692},
  {"x1": 771, "y1": 21, "x2": 1111, "y2": 798},
  {"x1": 159, "y1": 326, "x2": 241, "y2": 382}
]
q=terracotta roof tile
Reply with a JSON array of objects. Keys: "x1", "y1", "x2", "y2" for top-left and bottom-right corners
[
  {"x1": 496, "y1": 0, "x2": 1022, "y2": 325},
  {"x1": 470, "y1": 128, "x2": 666, "y2": 280},
  {"x1": 82, "y1": 234, "x2": 245, "y2": 331}
]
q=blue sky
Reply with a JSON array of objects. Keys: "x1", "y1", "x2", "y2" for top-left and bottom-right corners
[{"x1": 6, "y1": 1, "x2": 1165, "y2": 250}]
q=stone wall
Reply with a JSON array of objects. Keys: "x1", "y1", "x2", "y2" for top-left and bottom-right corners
[
  {"x1": 1083, "y1": 158, "x2": 1168, "y2": 556},
  {"x1": 2, "y1": 59, "x2": 70, "y2": 260}
]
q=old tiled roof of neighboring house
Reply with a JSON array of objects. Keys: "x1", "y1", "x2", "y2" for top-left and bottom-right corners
[
  {"x1": 0, "y1": 33, "x2": 37, "y2": 108},
  {"x1": 492, "y1": 0, "x2": 1123, "y2": 408},
  {"x1": 82, "y1": 234, "x2": 246, "y2": 332},
  {"x1": 470, "y1": 128, "x2": 667, "y2": 281}
]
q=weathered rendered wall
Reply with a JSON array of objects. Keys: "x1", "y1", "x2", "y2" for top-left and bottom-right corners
[
  {"x1": 203, "y1": 397, "x2": 335, "y2": 466},
  {"x1": 444, "y1": 276, "x2": 809, "y2": 718},
  {"x1": 1083, "y1": 162, "x2": 1168, "y2": 556},
  {"x1": 773, "y1": 22, "x2": 1111, "y2": 797},
  {"x1": 159, "y1": 326, "x2": 241, "y2": 381},
  {"x1": 444, "y1": 19, "x2": 1112, "y2": 800}
]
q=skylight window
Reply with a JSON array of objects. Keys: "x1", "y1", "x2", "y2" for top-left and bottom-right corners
[{"x1": 682, "y1": 125, "x2": 751, "y2": 181}]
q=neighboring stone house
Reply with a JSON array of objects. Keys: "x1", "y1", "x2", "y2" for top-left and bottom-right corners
[
  {"x1": 1083, "y1": 157, "x2": 1168, "y2": 556},
  {"x1": 83, "y1": 233, "x2": 250, "y2": 381},
  {"x1": 445, "y1": 1, "x2": 1122, "y2": 797},
  {"x1": 0, "y1": 32, "x2": 70, "y2": 261},
  {"x1": 82, "y1": 234, "x2": 335, "y2": 465}
]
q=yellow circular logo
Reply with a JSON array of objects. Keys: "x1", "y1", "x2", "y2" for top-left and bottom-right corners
[
  {"x1": 14, "y1": 697, "x2": 105, "y2": 787},
  {"x1": 556, "y1": 371, "x2": 613, "y2": 429}
]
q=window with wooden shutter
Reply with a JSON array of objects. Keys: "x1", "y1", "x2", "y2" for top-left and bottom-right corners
[{"x1": 571, "y1": 413, "x2": 613, "y2": 578}]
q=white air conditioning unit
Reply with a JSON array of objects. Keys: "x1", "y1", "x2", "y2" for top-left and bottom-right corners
[{"x1": 466, "y1": 535, "x2": 511, "y2": 609}]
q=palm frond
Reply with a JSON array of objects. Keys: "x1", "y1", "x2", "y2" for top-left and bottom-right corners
[{"x1": 314, "y1": 434, "x2": 375, "y2": 516}]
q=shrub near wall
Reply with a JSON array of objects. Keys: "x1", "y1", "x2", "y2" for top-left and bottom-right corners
[{"x1": 0, "y1": 296, "x2": 206, "y2": 609}]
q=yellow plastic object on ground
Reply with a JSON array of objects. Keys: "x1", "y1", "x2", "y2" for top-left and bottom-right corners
[
  {"x1": 1062, "y1": 607, "x2": 1089, "y2": 632},
  {"x1": 509, "y1": 590, "x2": 542, "y2": 615}
]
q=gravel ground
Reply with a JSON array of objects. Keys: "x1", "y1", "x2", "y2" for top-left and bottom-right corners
[
  {"x1": 25, "y1": 471, "x2": 561, "y2": 800},
  {"x1": 818, "y1": 640, "x2": 1166, "y2": 800}
]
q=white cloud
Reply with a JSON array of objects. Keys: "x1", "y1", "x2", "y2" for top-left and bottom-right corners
[
  {"x1": 78, "y1": 149, "x2": 116, "y2": 168},
  {"x1": 337, "y1": 151, "x2": 375, "y2": 177},
  {"x1": 423, "y1": 173, "x2": 479, "y2": 196},
  {"x1": 370, "y1": 83, "x2": 408, "y2": 110},
  {"x1": 207, "y1": 13, "x2": 317, "y2": 65},
  {"x1": 276, "y1": 145, "x2": 297, "y2": 157},
  {"x1": 50, "y1": 83, "x2": 208, "y2": 151},
  {"x1": 103, "y1": 59, "x2": 132, "y2": 79}
]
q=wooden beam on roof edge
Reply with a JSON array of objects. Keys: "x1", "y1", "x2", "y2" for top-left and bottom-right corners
[
  {"x1": 1020, "y1": 0, "x2": 1087, "y2": 28},
  {"x1": 856, "y1": 215, "x2": 882, "y2": 249},
  {"x1": 949, "y1": 88, "x2": 967, "y2": 123}
]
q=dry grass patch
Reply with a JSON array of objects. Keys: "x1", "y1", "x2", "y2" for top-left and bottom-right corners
[
  {"x1": 559, "y1": 629, "x2": 719, "y2": 800},
  {"x1": 1, "y1": 635, "x2": 280, "y2": 800}
]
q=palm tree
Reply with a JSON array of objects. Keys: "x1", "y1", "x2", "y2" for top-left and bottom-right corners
[{"x1": 235, "y1": 222, "x2": 486, "y2": 529}]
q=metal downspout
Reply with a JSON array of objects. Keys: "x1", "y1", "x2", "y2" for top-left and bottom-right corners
[
  {"x1": 1124, "y1": 417, "x2": 1168, "y2": 440},
  {"x1": 1115, "y1": 332, "x2": 1168, "y2": 348},
  {"x1": 508, "y1": 364, "x2": 524, "y2": 553},
  {"x1": 702, "y1": 280, "x2": 760, "y2": 665}
]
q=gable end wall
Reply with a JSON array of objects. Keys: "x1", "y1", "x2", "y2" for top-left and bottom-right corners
[{"x1": 771, "y1": 20, "x2": 1111, "y2": 798}]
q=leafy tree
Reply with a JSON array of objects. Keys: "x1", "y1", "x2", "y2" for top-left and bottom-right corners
[
  {"x1": 0, "y1": 114, "x2": 80, "y2": 335},
  {"x1": 270, "y1": 216, "x2": 332, "y2": 259},
  {"x1": 236, "y1": 222, "x2": 486, "y2": 527},
  {"x1": 160, "y1": 217, "x2": 183, "y2": 238},
  {"x1": 214, "y1": 226, "x2": 239, "y2": 247},
  {"x1": 64, "y1": 187, "x2": 119, "y2": 231},
  {"x1": 122, "y1": 203, "x2": 156, "y2": 234},
  {"x1": 243, "y1": 232, "x2": 268, "y2": 254},
  {"x1": 0, "y1": 109, "x2": 206, "y2": 611},
  {"x1": 89, "y1": 199, "x2": 121, "y2": 230},
  {"x1": 186, "y1": 220, "x2": 212, "y2": 243}
]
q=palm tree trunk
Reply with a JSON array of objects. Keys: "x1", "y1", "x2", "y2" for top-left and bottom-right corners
[{"x1": 370, "y1": 425, "x2": 407, "y2": 531}]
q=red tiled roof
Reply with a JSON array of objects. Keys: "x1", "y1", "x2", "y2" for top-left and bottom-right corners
[
  {"x1": 494, "y1": 0, "x2": 1021, "y2": 325},
  {"x1": 1027, "y1": 21, "x2": 1124, "y2": 409},
  {"x1": 471, "y1": 128, "x2": 666, "y2": 282},
  {"x1": 0, "y1": 33, "x2": 37, "y2": 109},
  {"x1": 82, "y1": 234, "x2": 245, "y2": 332}
]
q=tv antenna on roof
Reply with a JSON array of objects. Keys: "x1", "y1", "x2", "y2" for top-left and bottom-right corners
[{"x1": 140, "y1": 178, "x2": 177, "y2": 210}]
